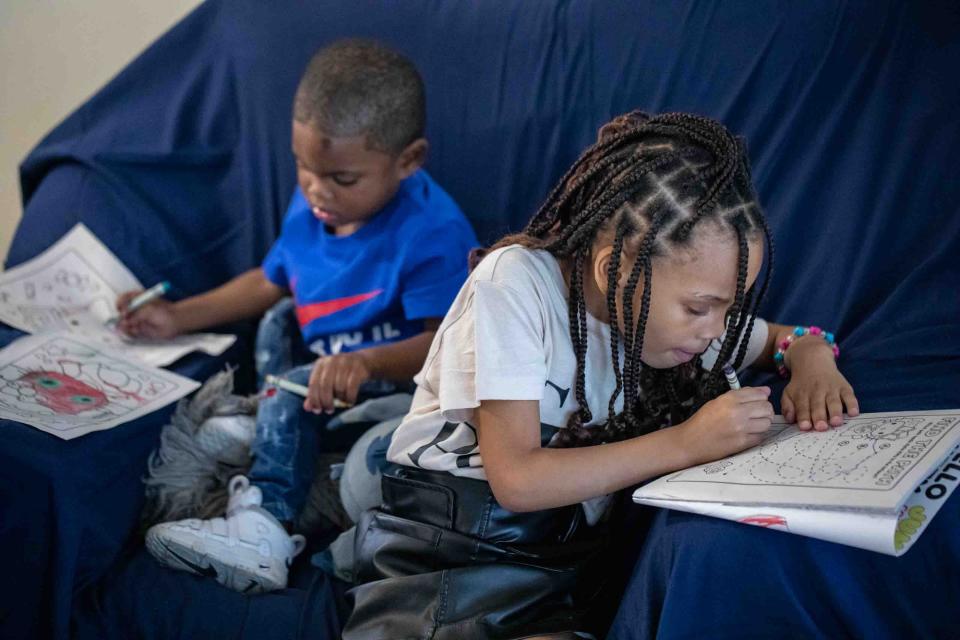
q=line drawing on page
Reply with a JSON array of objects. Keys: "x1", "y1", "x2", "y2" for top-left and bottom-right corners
[
  {"x1": 0, "y1": 333, "x2": 199, "y2": 438},
  {"x1": 0, "y1": 225, "x2": 235, "y2": 367},
  {"x1": 0, "y1": 225, "x2": 140, "y2": 334},
  {"x1": 667, "y1": 415, "x2": 952, "y2": 492}
]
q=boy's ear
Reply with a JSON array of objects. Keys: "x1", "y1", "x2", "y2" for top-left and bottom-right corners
[{"x1": 395, "y1": 138, "x2": 428, "y2": 178}]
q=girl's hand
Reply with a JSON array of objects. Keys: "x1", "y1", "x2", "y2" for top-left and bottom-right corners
[
  {"x1": 781, "y1": 337, "x2": 860, "y2": 431},
  {"x1": 305, "y1": 352, "x2": 372, "y2": 414},
  {"x1": 115, "y1": 291, "x2": 180, "y2": 339},
  {"x1": 678, "y1": 387, "x2": 774, "y2": 466}
]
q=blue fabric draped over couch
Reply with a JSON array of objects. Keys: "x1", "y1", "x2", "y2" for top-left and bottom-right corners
[{"x1": 2, "y1": 1, "x2": 958, "y2": 638}]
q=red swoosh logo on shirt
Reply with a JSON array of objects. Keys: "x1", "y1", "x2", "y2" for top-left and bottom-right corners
[{"x1": 295, "y1": 290, "x2": 383, "y2": 326}]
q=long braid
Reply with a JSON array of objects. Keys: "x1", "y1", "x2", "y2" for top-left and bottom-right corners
[
  {"x1": 606, "y1": 225, "x2": 627, "y2": 418},
  {"x1": 566, "y1": 247, "x2": 593, "y2": 438},
  {"x1": 620, "y1": 224, "x2": 659, "y2": 421},
  {"x1": 711, "y1": 224, "x2": 750, "y2": 373},
  {"x1": 734, "y1": 214, "x2": 775, "y2": 369},
  {"x1": 620, "y1": 208, "x2": 669, "y2": 427},
  {"x1": 574, "y1": 247, "x2": 592, "y2": 426},
  {"x1": 729, "y1": 144, "x2": 774, "y2": 369},
  {"x1": 629, "y1": 249, "x2": 654, "y2": 421}
]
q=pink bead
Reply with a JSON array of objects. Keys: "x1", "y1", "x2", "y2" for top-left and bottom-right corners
[
  {"x1": 779, "y1": 339, "x2": 791, "y2": 350},
  {"x1": 832, "y1": 344, "x2": 840, "y2": 357},
  {"x1": 809, "y1": 326, "x2": 822, "y2": 335}
]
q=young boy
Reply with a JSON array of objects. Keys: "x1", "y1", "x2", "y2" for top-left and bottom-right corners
[{"x1": 118, "y1": 39, "x2": 478, "y2": 593}]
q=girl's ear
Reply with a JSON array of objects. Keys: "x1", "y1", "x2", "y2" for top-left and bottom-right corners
[
  {"x1": 593, "y1": 245, "x2": 614, "y2": 296},
  {"x1": 594, "y1": 244, "x2": 642, "y2": 298}
]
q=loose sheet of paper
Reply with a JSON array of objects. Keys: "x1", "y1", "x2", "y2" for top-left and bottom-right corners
[
  {"x1": 0, "y1": 224, "x2": 140, "y2": 332},
  {"x1": 0, "y1": 332, "x2": 200, "y2": 439},
  {"x1": 77, "y1": 325, "x2": 236, "y2": 368},
  {"x1": 0, "y1": 224, "x2": 234, "y2": 366},
  {"x1": 634, "y1": 410, "x2": 960, "y2": 511}
]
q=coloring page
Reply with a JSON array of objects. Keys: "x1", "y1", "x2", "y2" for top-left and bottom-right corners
[
  {"x1": 635, "y1": 410, "x2": 960, "y2": 511},
  {"x1": 0, "y1": 224, "x2": 140, "y2": 332},
  {"x1": 0, "y1": 332, "x2": 200, "y2": 439},
  {"x1": 0, "y1": 224, "x2": 234, "y2": 366}
]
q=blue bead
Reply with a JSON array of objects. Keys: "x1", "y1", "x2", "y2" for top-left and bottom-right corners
[
  {"x1": 774, "y1": 352, "x2": 784, "y2": 362},
  {"x1": 793, "y1": 326, "x2": 805, "y2": 336},
  {"x1": 825, "y1": 332, "x2": 835, "y2": 343}
]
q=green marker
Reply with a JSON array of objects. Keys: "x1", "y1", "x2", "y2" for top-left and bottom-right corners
[{"x1": 125, "y1": 281, "x2": 171, "y2": 314}]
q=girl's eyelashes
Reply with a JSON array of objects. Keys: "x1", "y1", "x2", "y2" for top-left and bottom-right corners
[{"x1": 685, "y1": 306, "x2": 709, "y2": 317}]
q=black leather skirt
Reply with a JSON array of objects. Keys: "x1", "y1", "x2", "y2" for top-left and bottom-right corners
[{"x1": 343, "y1": 467, "x2": 609, "y2": 639}]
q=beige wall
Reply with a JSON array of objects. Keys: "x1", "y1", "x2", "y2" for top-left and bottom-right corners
[{"x1": 0, "y1": 0, "x2": 204, "y2": 264}]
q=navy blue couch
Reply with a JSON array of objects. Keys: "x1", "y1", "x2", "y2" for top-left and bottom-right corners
[{"x1": 2, "y1": 1, "x2": 958, "y2": 638}]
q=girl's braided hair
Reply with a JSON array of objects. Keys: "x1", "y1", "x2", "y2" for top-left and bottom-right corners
[{"x1": 487, "y1": 111, "x2": 774, "y2": 446}]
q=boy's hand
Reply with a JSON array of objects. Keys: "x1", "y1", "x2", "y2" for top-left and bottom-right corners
[
  {"x1": 115, "y1": 291, "x2": 180, "y2": 339},
  {"x1": 305, "y1": 352, "x2": 373, "y2": 414},
  {"x1": 678, "y1": 387, "x2": 774, "y2": 466},
  {"x1": 781, "y1": 337, "x2": 860, "y2": 431}
]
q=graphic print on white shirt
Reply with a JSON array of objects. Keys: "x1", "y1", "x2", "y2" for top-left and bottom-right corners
[{"x1": 387, "y1": 246, "x2": 769, "y2": 483}]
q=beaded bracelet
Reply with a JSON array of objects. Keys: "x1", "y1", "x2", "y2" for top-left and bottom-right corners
[{"x1": 773, "y1": 326, "x2": 839, "y2": 378}]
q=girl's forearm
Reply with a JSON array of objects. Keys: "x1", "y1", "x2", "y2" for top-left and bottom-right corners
[
  {"x1": 505, "y1": 430, "x2": 692, "y2": 511},
  {"x1": 476, "y1": 401, "x2": 693, "y2": 512}
]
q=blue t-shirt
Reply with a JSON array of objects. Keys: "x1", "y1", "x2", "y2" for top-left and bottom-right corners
[{"x1": 261, "y1": 170, "x2": 478, "y2": 356}]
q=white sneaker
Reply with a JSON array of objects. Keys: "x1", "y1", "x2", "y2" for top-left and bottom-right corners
[
  {"x1": 194, "y1": 415, "x2": 256, "y2": 466},
  {"x1": 145, "y1": 475, "x2": 306, "y2": 593},
  {"x1": 224, "y1": 475, "x2": 262, "y2": 515}
]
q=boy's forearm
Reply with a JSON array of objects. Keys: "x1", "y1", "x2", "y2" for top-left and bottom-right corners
[
  {"x1": 172, "y1": 268, "x2": 286, "y2": 333},
  {"x1": 358, "y1": 328, "x2": 436, "y2": 382}
]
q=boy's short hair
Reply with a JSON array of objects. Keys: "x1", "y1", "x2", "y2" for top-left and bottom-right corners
[{"x1": 294, "y1": 39, "x2": 425, "y2": 154}]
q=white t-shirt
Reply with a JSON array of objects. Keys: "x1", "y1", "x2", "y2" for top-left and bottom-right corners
[{"x1": 387, "y1": 245, "x2": 768, "y2": 485}]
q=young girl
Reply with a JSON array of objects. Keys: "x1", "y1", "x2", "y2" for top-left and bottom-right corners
[{"x1": 343, "y1": 112, "x2": 859, "y2": 639}]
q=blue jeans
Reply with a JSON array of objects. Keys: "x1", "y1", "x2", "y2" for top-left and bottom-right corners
[
  {"x1": 249, "y1": 298, "x2": 403, "y2": 523},
  {"x1": 253, "y1": 297, "x2": 314, "y2": 390}
]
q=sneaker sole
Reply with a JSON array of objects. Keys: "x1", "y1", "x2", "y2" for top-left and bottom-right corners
[{"x1": 145, "y1": 529, "x2": 282, "y2": 594}]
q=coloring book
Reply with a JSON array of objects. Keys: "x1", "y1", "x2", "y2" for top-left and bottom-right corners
[{"x1": 633, "y1": 410, "x2": 960, "y2": 555}]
